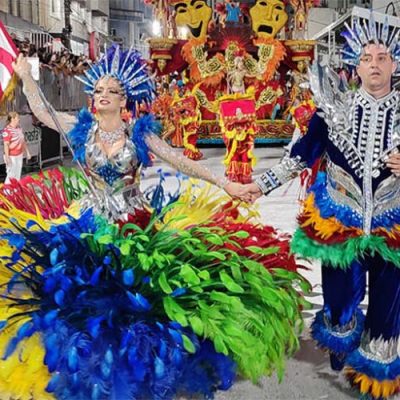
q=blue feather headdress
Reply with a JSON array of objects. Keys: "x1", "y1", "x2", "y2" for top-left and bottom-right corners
[
  {"x1": 341, "y1": 12, "x2": 400, "y2": 66},
  {"x1": 75, "y1": 44, "x2": 155, "y2": 113}
]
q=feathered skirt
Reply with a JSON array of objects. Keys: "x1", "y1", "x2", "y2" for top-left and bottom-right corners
[{"x1": 0, "y1": 168, "x2": 309, "y2": 400}]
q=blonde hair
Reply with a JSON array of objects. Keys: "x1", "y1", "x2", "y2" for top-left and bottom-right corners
[{"x1": 6, "y1": 111, "x2": 18, "y2": 124}]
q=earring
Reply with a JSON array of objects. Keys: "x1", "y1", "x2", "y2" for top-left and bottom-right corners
[
  {"x1": 91, "y1": 98, "x2": 97, "y2": 114},
  {"x1": 121, "y1": 107, "x2": 131, "y2": 122}
]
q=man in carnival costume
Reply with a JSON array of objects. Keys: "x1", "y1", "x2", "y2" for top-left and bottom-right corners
[{"x1": 244, "y1": 12, "x2": 400, "y2": 400}]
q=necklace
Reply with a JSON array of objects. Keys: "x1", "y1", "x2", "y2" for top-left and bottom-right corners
[{"x1": 98, "y1": 124, "x2": 126, "y2": 145}]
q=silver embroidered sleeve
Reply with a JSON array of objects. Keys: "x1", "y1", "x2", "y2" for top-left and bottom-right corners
[
  {"x1": 21, "y1": 73, "x2": 76, "y2": 132},
  {"x1": 255, "y1": 154, "x2": 306, "y2": 195},
  {"x1": 145, "y1": 135, "x2": 228, "y2": 188}
]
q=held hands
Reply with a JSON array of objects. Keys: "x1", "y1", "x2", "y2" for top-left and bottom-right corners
[
  {"x1": 11, "y1": 54, "x2": 32, "y2": 80},
  {"x1": 242, "y1": 182, "x2": 263, "y2": 203},
  {"x1": 386, "y1": 152, "x2": 400, "y2": 176},
  {"x1": 223, "y1": 182, "x2": 263, "y2": 203}
]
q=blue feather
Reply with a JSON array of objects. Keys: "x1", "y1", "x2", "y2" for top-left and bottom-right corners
[
  {"x1": 126, "y1": 291, "x2": 151, "y2": 312},
  {"x1": 16, "y1": 321, "x2": 35, "y2": 340},
  {"x1": 3, "y1": 233, "x2": 26, "y2": 250},
  {"x1": 90, "y1": 266, "x2": 103, "y2": 286},
  {"x1": 154, "y1": 356, "x2": 165, "y2": 378},
  {"x1": 122, "y1": 269, "x2": 134, "y2": 286},
  {"x1": 168, "y1": 328, "x2": 183, "y2": 346},
  {"x1": 60, "y1": 276, "x2": 73, "y2": 291},
  {"x1": 44, "y1": 276, "x2": 57, "y2": 293},
  {"x1": 2, "y1": 337, "x2": 19, "y2": 359},
  {"x1": 134, "y1": 293, "x2": 151, "y2": 311},
  {"x1": 44, "y1": 333, "x2": 60, "y2": 372},
  {"x1": 67, "y1": 108, "x2": 94, "y2": 164},
  {"x1": 43, "y1": 310, "x2": 59, "y2": 327},
  {"x1": 105, "y1": 348, "x2": 114, "y2": 364},
  {"x1": 46, "y1": 372, "x2": 61, "y2": 393},
  {"x1": 103, "y1": 255, "x2": 112, "y2": 265},
  {"x1": 171, "y1": 287, "x2": 186, "y2": 297},
  {"x1": 87, "y1": 316, "x2": 105, "y2": 338},
  {"x1": 131, "y1": 114, "x2": 162, "y2": 167},
  {"x1": 50, "y1": 248, "x2": 59, "y2": 266},
  {"x1": 67, "y1": 346, "x2": 79, "y2": 372},
  {"x1": 54, "y1": 289, "x2": 65, "y2": 306},
  {"x1": 91, "y1": 383, "x2": 101, "y2": 400}
]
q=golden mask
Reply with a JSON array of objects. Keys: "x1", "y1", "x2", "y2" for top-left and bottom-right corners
[
  {"x1": 250, "y1": 0, "x2": 288, "y2": 39},
  {"x1": 174, "y1": 0, "x2": 212, "y2": 39}
]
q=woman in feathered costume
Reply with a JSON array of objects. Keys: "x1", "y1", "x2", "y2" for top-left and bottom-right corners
[{"x1": 0, "y1": 45, "x2": 309, "y2": 400}]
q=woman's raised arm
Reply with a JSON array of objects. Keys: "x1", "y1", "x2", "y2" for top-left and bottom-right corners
[{"x1": 12, "y1": 54, "x2": 76, "y2": 133}]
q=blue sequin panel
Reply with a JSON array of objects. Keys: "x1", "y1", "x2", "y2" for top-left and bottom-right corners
[{"x1": 97, "y1": 163, "x2": 124, "y2": 186}]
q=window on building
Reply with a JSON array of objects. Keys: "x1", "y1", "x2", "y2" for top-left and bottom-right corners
[
  {"x1": 51, "y1": 0, "x2": 61, "y2": 18},
  {"x1": 10, "y1": 0, "x2": 20, "y2": 16}
]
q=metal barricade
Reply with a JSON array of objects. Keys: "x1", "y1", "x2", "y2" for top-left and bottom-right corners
[
  {"x1": 5, "y1": 70, "x2": 87, "y2": 168},
  {"x1": 12, "y1": 69, "x2": 87, "y2": 112}
]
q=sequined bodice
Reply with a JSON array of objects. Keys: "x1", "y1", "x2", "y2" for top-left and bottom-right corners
[
  {"x1": 85, "y1": 122, "x2": 139, "y2": 185},
  {"x1": 80, "y1": 122, "x2": 145, "y2": 219}
]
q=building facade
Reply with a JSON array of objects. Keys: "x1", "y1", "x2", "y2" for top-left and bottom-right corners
[
  {"x1": 109, "y1": 0, "x2": 152, "y2": 56},
  {"x1": 0, "y1": 0, "x2": 109, "y2": 55}
]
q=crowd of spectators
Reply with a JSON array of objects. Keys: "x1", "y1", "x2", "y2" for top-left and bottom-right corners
[{"x1": 11, "y1": 35, "x2": 91, "y2": 76}]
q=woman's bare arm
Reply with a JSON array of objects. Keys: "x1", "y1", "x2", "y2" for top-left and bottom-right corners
[
  {"x1": 12, "y1": 54, "x2": 76, "y2": 133},
  {"x1": 145, "y1": 134, "x2": 251, "y2": 201}
]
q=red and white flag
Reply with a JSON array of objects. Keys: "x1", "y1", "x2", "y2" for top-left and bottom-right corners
[{"x1": 0, "y1": 20, "x2": 18, "y2": 100}]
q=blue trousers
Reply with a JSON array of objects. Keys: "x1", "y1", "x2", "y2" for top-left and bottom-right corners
[
  {"x1": 312, "y1": 253, "x2": 400, "y2": 398},
  {"x1": 321, "y1": 254, "x2": 400, "y2": 341}
]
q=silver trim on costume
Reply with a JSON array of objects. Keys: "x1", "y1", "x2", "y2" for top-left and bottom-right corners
[
  {"x1": 255, "y1": 153, "x2": 306, "y2": 195},
  {"x1": 373, "y1": 174, "x2": 400, "y2": 217},
  {"x1": 326, "y1": 160, "x2": 363, "y2": 214},
  {"x1": 323, "y1": 313, "x2": 358, "y2": 338},
  {"x1": 359, "y1": 332, "x2": 400, "y2": 364}
]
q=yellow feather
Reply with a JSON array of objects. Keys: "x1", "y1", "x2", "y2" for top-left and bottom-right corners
[
  {"x1": 160, "y1": 180, "x2": 259, "y2": 230},
  {"x1": 301, "y1": 194, "x2": 363, "y2": 239},
  {"x1": 0, "y1": 195, "x2": 82, "y2": 399},
  {"x1": 347, "y1": 368, "x2": 400, "y2": 399},
  {"x1": 0, "y1": 304, "x2": 52, "y2": 399}
]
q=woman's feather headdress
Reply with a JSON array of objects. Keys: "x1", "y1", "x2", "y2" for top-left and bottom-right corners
[{"x1": 75, "y1": 44, "x2": 155, "y2": 113}]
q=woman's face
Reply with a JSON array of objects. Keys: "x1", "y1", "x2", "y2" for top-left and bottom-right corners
[{"x1": 93, "y1": 76, "x2": 127, "y2": 114}]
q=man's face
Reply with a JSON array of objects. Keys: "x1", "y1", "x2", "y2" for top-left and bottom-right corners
[
  {"x1": 174, "y1": 0, "x2": 212, "y2": 39},
  {"x1": 356, "y1": 44, "x2": 397, "y2": 94},
  {"x1": 250, "y1": 0, "x2": 288, "y2": 39}
]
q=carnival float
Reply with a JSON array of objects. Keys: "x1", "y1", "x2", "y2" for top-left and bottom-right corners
[{"x1": 146, "y1": 0, "x2": 319, "y2": 182}]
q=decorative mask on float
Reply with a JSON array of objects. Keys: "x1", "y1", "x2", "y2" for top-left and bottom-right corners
[
  {"x1": 250, "y1": 0, "x2": 288, "y2": 39},
  {"x1": 173, "y1": 0, "x2": 212, "y2": 39}
]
